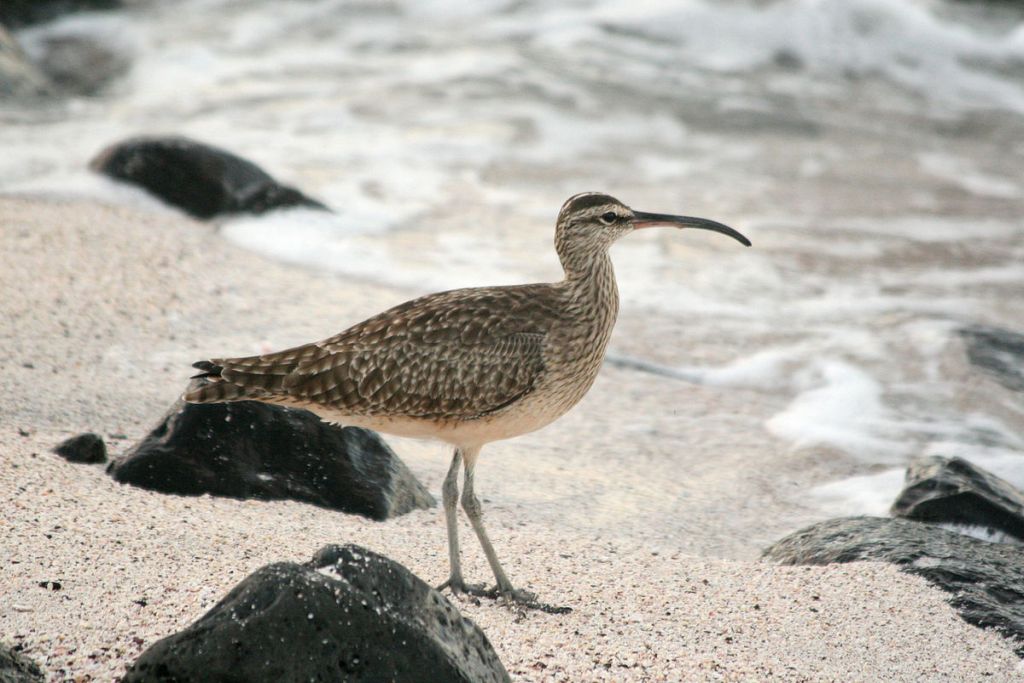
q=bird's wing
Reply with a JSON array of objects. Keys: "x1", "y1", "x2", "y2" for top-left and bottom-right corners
[{"x1": 214, "y1": 284, "x2": 555, "y2": 419}]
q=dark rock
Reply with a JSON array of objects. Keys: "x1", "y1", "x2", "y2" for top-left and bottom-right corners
[
  {"x1": 960, "y1": 325, "x2": 1024, "y2": 392},
  {"x1": 0, "y1": 25, "x2": 51, "y2": 97},
  {"x1": 53, "y1": 432, "x2": 107, "y2": 464},
  {"x1": 892, "y1": 455, "x2": 1024, "y2": 543},
  {"x1": 90, "y1": 136, "x2": 329, "y2": 219},
  {"x1": 764, "y1": 516, "x2": 1024, "y2": 655},
  {"x1": 0, "y1": 642, "x2": 44, "y2": 683},
  {"x1": 123, "y1": 544, "x2": 510, "y2": 683},
  {"x1": 29, "y1": 32, "x2": 130, "y2": 95},
  {"x1": 108, "y1": 400, "x2": 434, "y2": 520},
  {"x1": 0, "y1": 1, "x2": 121, "y2": 29}
]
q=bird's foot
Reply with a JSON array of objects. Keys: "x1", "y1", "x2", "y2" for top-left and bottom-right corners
[
  {"x1": 437, "y1": 578, "x2": 570, "y2": 615},
  {"x1": 496, "y1": 587, "x2": 572, "y2": 616},
  {"x1": 436, "y1": 576, "x2": 488, "y2": 597}
]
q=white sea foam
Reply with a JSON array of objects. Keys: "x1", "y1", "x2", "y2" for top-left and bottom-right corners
[
  {"x1": 221, "y1": 208, "x2": 535, "y2": 292},
  {"x1": 693, "y1": 346, "x2": 806, "y2": 390},
  {"x1": 220, "y1": 210, "x2": 405, "y2": 284},
  {"x1": 766, "y1": 360, "x2": 910, "y2": 461},
  {"x1": 555, "y1": 0, "x2": 1024, "y2": 113},
  {"x1": 809, "y1": 467, "x2": 906, "y2": 517}
]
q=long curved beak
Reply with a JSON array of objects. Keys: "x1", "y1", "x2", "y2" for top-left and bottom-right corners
[{"x1": 632, "y1": 211, "x2": 751, "y2": 247}]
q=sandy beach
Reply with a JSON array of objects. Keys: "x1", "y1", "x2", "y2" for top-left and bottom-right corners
[{"x1": 1, "y1": 195, "x2": 1021, "y2": 681}]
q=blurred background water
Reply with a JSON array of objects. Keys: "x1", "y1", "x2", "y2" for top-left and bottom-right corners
[{"x1": 2, "y1": 0, "x2": 1023, "y2": 544}]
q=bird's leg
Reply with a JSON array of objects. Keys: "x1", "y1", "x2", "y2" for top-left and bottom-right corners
[
  {"x1": 459, "y1": 447, "x2": 537, "y2": 604},
  {"x1": 436, "y1": 448, "x2": 470, "y2": 594},
  {"x1": 440, "y1": 447, "x2": 571, "y2": 614}
]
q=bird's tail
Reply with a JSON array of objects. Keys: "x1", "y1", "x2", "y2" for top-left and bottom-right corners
[
  {"x1": 182, "y1": 346, "x2": 315, "y2": 404},
  {"x1": 182, "y1": 360, "x2": 251, "y2": 403}
]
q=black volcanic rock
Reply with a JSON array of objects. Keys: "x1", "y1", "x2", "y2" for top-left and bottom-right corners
[
  {"x1": 90, "y1": 136, "x2": 329, "y2": 219},
  {"x1": 0, "y1": 643, "x2": 44, "y2": 683},
  {"x1": 892, "y1": 455, "x2": 1024, "y2": 543},
  {"x1": 764, "y1": 516, "x2": 1024, "y2": 655},
  {"x1": 123, "y1": 544, "x2": 510, "y2": 683},
  {"x1": 0, "y1": 1, "x2": 121, "y2": 29},
  {"x1": 108, "y1": 400, "x2": 434, "y2": 520},
  {"x1": 960, "y1": 325, "x2": 1024, "y2": 393},
  {"x1": 30, "y1": 32, "x2": 130, "y2": 95},
  {"x1": 53, "y1": 432, "x2": 107, "y2": 464}
]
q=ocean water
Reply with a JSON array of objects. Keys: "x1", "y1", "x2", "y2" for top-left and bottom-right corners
[{"x1": 3, "y1": 0, "x2": 1023, "y2": 523}]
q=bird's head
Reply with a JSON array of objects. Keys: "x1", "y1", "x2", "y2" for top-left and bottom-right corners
[{"x1": 554, "y1": 192, "x2": 750, "y2": 274}]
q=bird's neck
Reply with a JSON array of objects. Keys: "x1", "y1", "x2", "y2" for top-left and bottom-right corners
[{"x1": 562, "y1": 250, "x2": 620, "y2": 322}]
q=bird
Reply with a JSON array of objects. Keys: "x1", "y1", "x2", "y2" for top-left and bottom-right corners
[{"x1": 183, "y1": 192, "x2": 750, "y2": 610}]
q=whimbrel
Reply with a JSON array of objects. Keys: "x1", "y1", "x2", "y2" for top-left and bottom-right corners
[{"x1": 184, "y1": 192, "x2": 750, "y2": 609}]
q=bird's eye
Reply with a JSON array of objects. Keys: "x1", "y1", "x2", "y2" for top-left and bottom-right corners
[{"x1": 599, "y1": 212, "x2": 617, "y2": 225}]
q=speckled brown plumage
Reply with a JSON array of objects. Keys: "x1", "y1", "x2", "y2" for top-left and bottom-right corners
[
  {"x1": 183, "y1": 192, "x2": 749, "y2": 609},
  {"x1": 188, "y1": 284, "x2": 559, "y2": 421}
]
